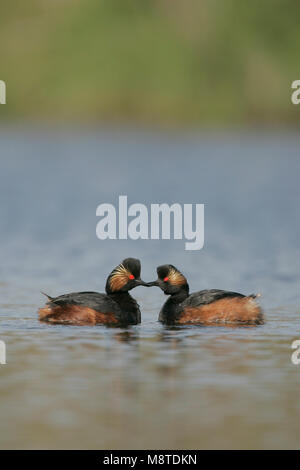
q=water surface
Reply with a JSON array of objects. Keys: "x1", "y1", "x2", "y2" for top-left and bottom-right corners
[{"x1": 0, "y1": 127, "x2": 300, "y2": 449}]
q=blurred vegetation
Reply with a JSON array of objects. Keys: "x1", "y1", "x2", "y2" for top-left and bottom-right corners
[{"x1": 0, "y1": 0, "x2": 300, "y2": 126}]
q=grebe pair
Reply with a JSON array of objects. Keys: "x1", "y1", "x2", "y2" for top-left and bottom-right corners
[{"x1": 38, "y1": 258, "x2": 263, "y2": 326}]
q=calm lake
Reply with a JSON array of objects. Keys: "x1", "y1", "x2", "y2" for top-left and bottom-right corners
[{"x1": 0, "y1": 127, "x2": 300, "y2": 449}]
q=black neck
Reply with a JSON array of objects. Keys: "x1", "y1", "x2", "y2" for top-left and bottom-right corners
[
  {"x1": 159, "y1": 285, "x2": 189, "y2": 323},
  {"x1": 169, "y1": 289, "x2": 189, "y2": 304},
  {"x1": 108, "y1": 291, "x2": 135, "y2": 306},
  {"x1": 108, "y1": 291, "x2": 141, "y2": 324}
]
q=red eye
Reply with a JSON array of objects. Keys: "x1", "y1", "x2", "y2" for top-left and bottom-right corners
[
  {"x1": 163, "y1": 277, "x2": 169, "y2": 282},
  {"x1": 129, "y1": 274, "x2": 135, "y2": 280}
]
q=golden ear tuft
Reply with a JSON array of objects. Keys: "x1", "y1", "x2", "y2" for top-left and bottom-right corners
[
  {"x1": 109, "y1": 264, "x2": 132, "y2": 292},
  {"x1": 168, "y1": 267, "x2": 187, "y2": 286}
]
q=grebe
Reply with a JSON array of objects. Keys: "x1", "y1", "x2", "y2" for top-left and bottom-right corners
[
  {"x1": 38, "y1": 258, "x2": 148, "y2": 326},
  {"x1": 148, "y1": 264, "x2": 263, "y2": 325}
]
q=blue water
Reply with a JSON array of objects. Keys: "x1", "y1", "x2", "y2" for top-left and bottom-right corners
[{"x1": 0, "y1": 127, "x2": 300, "y2": 449}]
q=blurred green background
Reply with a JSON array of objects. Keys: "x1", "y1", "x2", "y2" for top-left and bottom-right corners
[{"x1": 1, "y1": 0, "x2": 299, "y2": 126}]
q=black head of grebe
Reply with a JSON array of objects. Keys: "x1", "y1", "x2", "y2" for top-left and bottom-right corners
[
  {"x1": 147, "y1": 264, "x2": 189, "y2": 297},
  {"x1": 105, "y1": 257, "x2": 147, "y2": 294},
  {"x1": 148, "y1": 264, "x2": 263, "y2": 326},
  {"x1": 38, "y1": 257, "x2": 148, "y2": 326}
]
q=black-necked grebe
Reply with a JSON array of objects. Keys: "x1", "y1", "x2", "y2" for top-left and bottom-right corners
[
  {"x1": 148, "y1": 264, "x2": 263, "y2": 325},
  {"x1": 38, "y1": 258, "x2": 148, "y2": 326}
]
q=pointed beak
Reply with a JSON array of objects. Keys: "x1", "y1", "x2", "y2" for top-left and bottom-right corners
[
  {"x1": 135, "y1": 279, "x2": 149, "y2": 287},
  {"x1": 146, "y1": 280, "x2": 160, "y2": 287}
]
